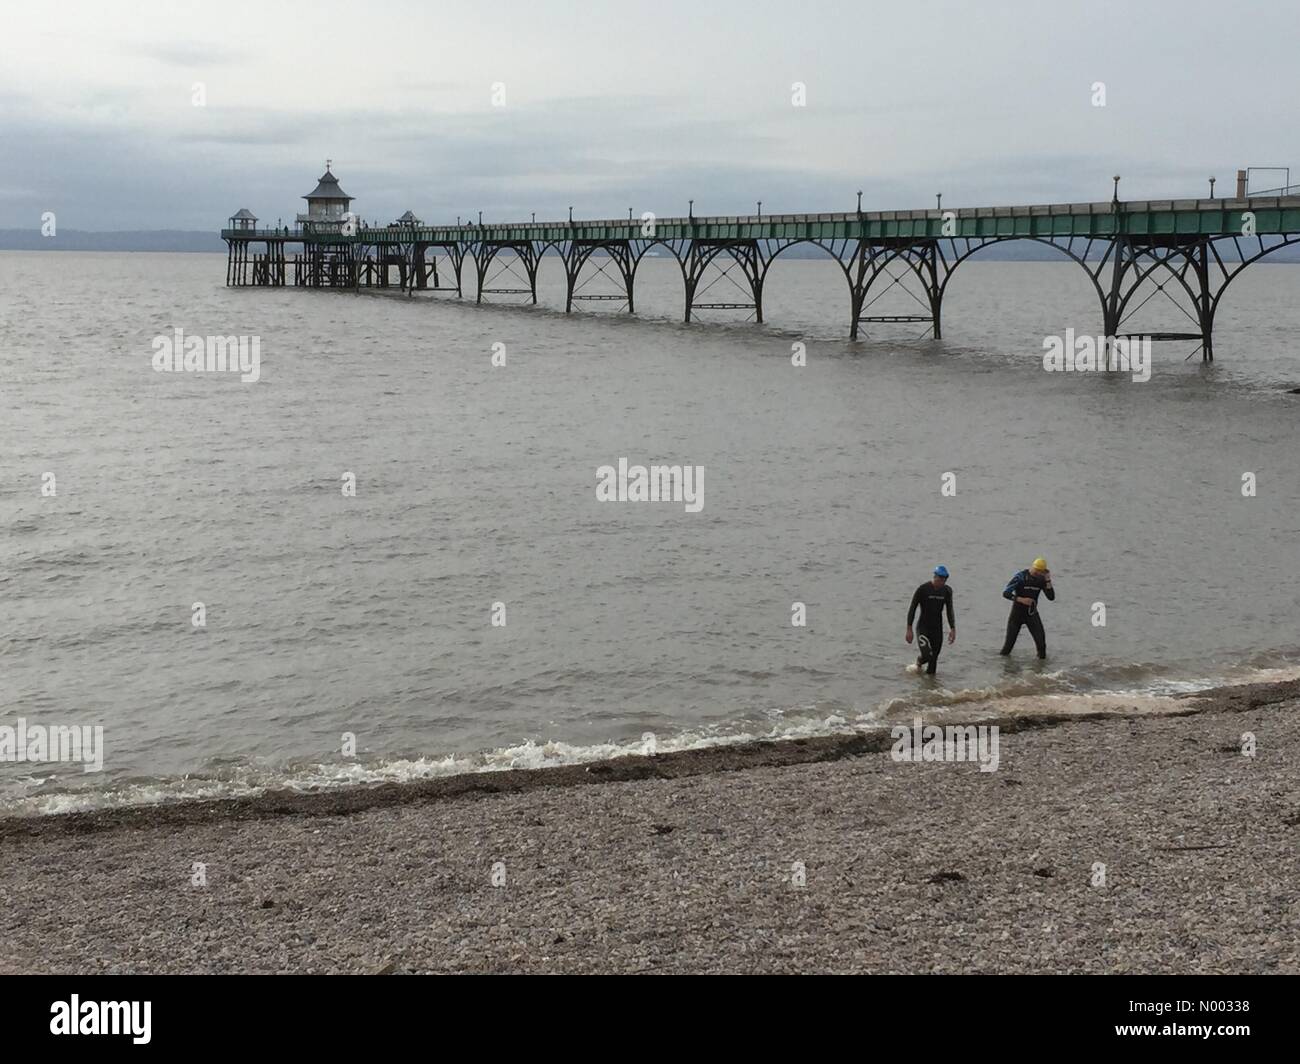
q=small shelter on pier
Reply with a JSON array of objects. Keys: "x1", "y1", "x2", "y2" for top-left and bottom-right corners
[
  {"x1": 393, "y1": 210, "x2": 422, "y2": 228},
  {"x1": 228, "y1": 208, "x2": 258, "y2": 232}
]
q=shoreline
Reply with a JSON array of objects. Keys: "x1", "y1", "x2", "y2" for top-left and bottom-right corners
[
  {"x1": 2, "y1": 676, "x2": 1296, "y2": 972},
  {"x1": 4, "y1": 676, "x2": 1296, "y2": 839}
]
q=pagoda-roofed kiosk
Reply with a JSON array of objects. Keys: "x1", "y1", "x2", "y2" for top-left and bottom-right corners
[
  {"x1": 228, "y1": 208, "x2": 258, "y2": 232},
  {"x1": 393, "y1": 210, "x2": 422, "y2": 228},
  {"x1": 296, "y1": 163, "x2": 353, "y2": 233}
]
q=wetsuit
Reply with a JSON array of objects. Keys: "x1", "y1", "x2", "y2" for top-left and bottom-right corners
[
  {"x1": 907, "y1": 582, "x2": 955, "y2": 675},
  {"x1": 1000, "y1": 569, "x2": 1054, "y2": 658}
]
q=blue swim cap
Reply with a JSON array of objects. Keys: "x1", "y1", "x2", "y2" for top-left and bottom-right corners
[{"x1": 934, "y1": 565, "x2": 949, "y2": 578}]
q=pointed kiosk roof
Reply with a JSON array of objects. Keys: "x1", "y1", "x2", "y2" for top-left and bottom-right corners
[
  {"x1": 231, "y1": 207, "x2": 258, "y2": 220},
  {"x1": 302, "y1": 165, "x2": 352, "y2": 203}
]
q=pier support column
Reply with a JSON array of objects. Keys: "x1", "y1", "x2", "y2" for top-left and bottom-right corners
[
  {"x1": 1192, "y1": 238, "x2": 1215, "y2": 362},
  {"x1": 350, "y1": 243, "x2": 365, "y2": 290},
  {"x1": 1105, "y1": 235, "x2": 1219, "y2": 363},
  {"x1": 1102, "y1": 236, "x2": 1127, "y2": 342},
  {"x1": 407, "y1": 243, "x2": 466, "y2": 297},
  {"x1": 564, "y1": 241, "x2": 635, "y2": 313},
  {"x1": 683, "y1": 240, "x2": 763, "y2": 323},
  {"x1": 410, "y1": 243, "x2": 429, "y2": 292},
  {"x1": 920, "y1": 240, "x2": 943, "y2": 339},
  {"x1": 849, "y1": 238, "x2": 944, "y2": 339},
  {"x1": 847, "y1": 240, "x2": 867, "y2": 340},
  {"x1": 474, "y1": 242, "x2": 541, "y2": 304}
]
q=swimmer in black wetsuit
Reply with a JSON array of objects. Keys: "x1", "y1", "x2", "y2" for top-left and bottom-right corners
[
  {"x1": 906, "y1": 565, "x2": 956, "y2": 675},
  {"x1": 1000, "y1": 557, "x2": 1055, "y2": 659}
]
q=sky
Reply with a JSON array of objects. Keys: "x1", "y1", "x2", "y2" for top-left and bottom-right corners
[{"x1": 1, "y1": 0, "x2": 1298, "y2": 230}]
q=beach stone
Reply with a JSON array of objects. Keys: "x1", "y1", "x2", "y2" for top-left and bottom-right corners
[{"x1": 1, "y1": 682, "x2": 1298, "y2": 973}]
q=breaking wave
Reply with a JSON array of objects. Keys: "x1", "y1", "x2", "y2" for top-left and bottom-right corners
[{"x1": 3, "y1": 657, "x2": 1297, "y2": 818}]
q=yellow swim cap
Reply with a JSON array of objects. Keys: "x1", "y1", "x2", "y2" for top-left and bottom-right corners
[{"x1": 1031, "y1": 557, "x2": 1048, "y2": 572}]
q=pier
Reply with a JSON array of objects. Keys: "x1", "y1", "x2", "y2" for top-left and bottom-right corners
[{"x1": 223, "y1": 166, "x2": 1300, "y2": 360}]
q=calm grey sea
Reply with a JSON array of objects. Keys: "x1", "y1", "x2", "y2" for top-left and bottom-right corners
[{"x1": 3, "y1": 250, "x2": 1299, "y2": 813}]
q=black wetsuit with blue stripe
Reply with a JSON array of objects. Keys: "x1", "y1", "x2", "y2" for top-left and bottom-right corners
[{"x1": 1000, "y1": 569, "x2": 1055, "y2": 658}]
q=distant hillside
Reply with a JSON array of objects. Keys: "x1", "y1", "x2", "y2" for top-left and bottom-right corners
[
  {"x1": 0, "y1": 230, "x2": 225, "y2": 252},
  {"x1": 3, "y1": 230, "x2": 1299, "y2": 261}
]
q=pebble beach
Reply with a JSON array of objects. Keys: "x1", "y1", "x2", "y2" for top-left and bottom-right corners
[{"x1": 2, "y1": 679, "x2": 1296, "y2": 974}]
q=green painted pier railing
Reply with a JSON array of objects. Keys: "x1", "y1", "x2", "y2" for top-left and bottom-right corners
[{"x1": 222, "y1": 194, "x2": 1300, "y2": 358}]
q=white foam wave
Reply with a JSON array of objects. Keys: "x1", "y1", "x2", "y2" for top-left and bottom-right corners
[{"x1": 3, "y1": 662, "x2": 1296, "y2": 818}]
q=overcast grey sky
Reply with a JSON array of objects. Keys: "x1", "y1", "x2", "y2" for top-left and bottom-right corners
[{"x1": 2, "y1": 0, "x2": 1298, "y2": 230}]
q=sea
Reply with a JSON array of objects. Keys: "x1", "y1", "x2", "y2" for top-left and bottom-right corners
[{"x1": 3, "y1": 248, "x2": 1298, "y2": 815}]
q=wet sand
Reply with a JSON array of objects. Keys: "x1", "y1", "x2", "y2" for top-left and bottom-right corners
[{"x1": 1, "y1": 679, "x2": 1297, "y2": 973}]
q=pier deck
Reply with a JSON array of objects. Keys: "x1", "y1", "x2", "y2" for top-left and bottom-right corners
[{"x1": 222, "y1": 194, "x2": 1300, "y2": 358}]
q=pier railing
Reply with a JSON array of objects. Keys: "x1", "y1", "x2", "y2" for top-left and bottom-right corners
[{"x1": 223, "y1": 195, "x2": 1300, "y2": 246}]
